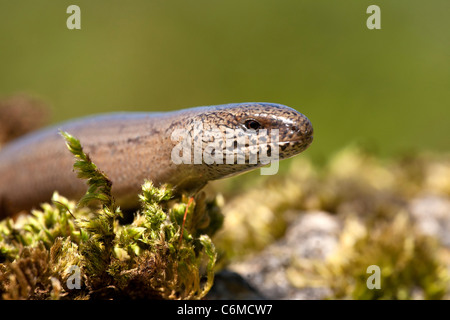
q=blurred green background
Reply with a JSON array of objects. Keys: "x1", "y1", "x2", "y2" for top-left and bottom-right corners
[{"x1": 0, "y1": 0, "x2": 449, "y2": 162}]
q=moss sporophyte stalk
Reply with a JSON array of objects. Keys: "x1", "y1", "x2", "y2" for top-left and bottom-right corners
[{"x1": 0, "y1": 131, "x2": 221, "y2": 299}]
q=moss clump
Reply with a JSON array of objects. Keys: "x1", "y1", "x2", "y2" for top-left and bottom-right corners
[
  {"x1": 0, "y1": 131, "x2": 221, "y2": 300},
  {"x1": 214, "y1": 147, "x2": 450, "y2": 299},
  {"x1": 286, "y1": 214, "x2": 449, "y2": 299},
  {"x1": 337, "y1": 214, "x2": 449, "y2": 300}
]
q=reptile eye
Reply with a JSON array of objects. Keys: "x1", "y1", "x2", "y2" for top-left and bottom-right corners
[{"x1": 244, "y1": 119, "x2": 261, "y2": 130}]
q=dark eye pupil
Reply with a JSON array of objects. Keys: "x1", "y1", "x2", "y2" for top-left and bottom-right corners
[{"x1": 245, "y1": 120, "x2": 261, "y2": 130}]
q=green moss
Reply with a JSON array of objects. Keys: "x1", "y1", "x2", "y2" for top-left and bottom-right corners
[
  {"x1": 0, "y1": 131, "x2": 222, "y2": 299},
  {"x1": 215, "y1": 147, "x2": 450, "y2": 299},
  {"x1": 292, "y1": 214, "x2": 450, "y2": 300},
  {"x1": 2, "y1": 133, "x2": 449, "y2": 300}
]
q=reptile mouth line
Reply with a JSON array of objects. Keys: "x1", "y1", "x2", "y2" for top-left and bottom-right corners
[{"x1": 278, "y1": 137, "x2": 313, "y2": 146}]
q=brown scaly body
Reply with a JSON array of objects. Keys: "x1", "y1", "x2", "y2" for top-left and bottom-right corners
[{"x1": 0, "y1": 102, "x2": 313, "y2": 218}]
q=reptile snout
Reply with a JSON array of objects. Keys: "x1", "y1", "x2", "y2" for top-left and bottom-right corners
[
  {"x1": 277, "y1": 111, "x2": 313, "y2": 158},
  {"x1": 286, "y1": 113, "x2": 313, "y2": 144},
  {"x1": 301, "y1": 117, "x2": 314, "y2": 146}
]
